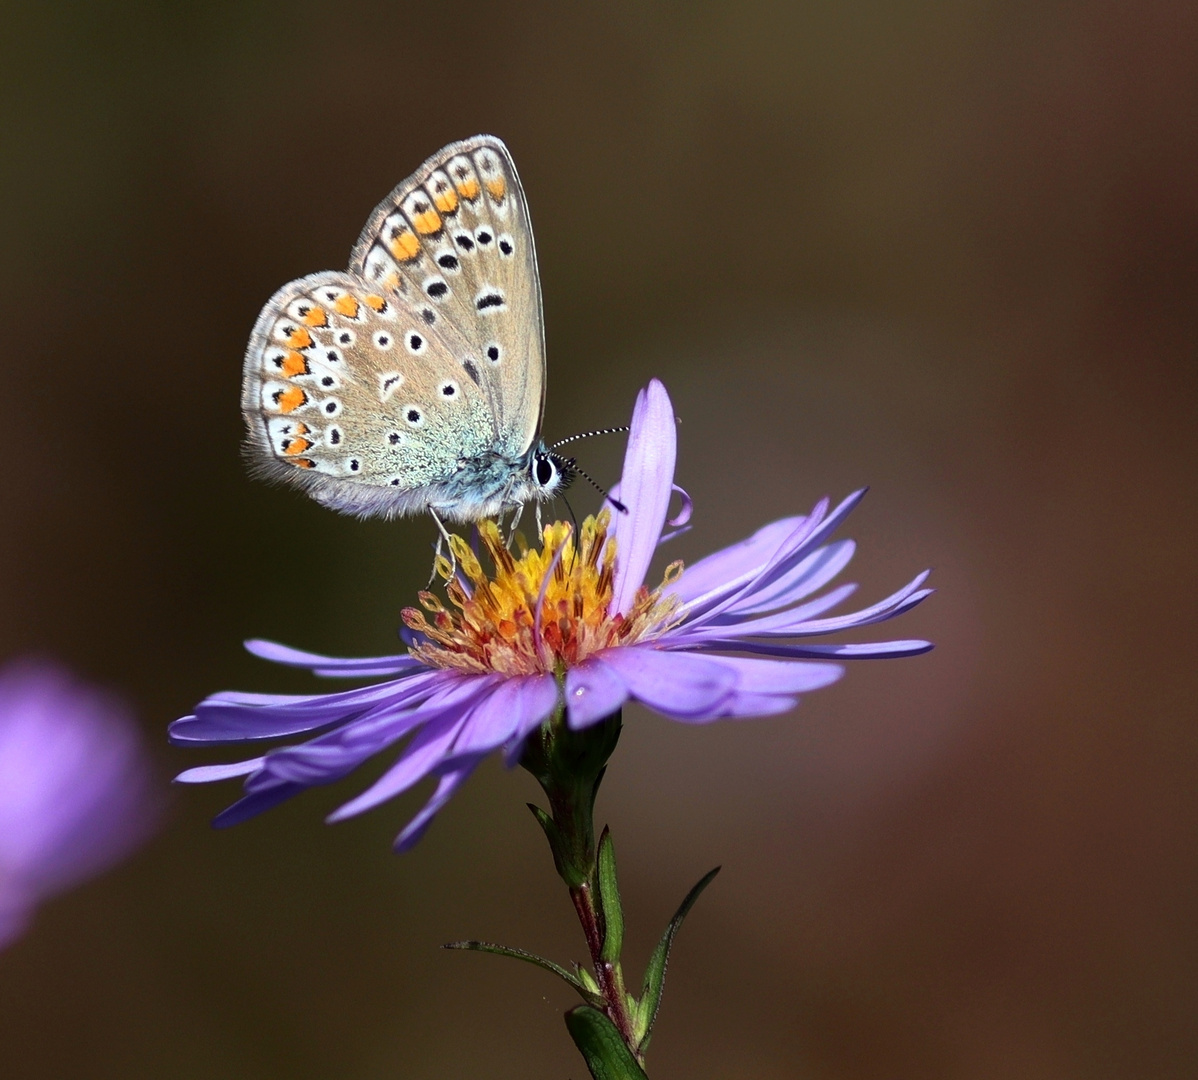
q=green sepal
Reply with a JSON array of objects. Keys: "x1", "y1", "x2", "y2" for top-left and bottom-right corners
[
  {"x1": 596, "y1": 826, "x2": 624, "y2": 964},
  {"x1": 565, "y1": 1005, "x2": 649, "y2": 1080},
  {"x1": 632, "y1": 866, "x2": 721, "y2": 1050},
  {"x1": 526, "y1": 802, "x2": 583, "y2": 888},
  {"x1": 443, "y1": 940, "x2": 604, "y2": 1007}
]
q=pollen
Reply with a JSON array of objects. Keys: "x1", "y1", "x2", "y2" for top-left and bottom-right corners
[{"x1": 402, "y1": 512, "x2": 682, "y2": 677}]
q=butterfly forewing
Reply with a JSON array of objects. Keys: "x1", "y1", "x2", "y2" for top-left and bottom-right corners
[{"x1": 348, "y1": 135, "x2": 545, "y2": 457}]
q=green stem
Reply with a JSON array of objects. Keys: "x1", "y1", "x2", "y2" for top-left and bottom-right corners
[{"x1": 520, "y1": 707, "x2": 642, "y2": 1062}]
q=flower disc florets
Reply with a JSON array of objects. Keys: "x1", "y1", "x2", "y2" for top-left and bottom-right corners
[{"x1": 403, "y1": 513, "x2": 682, "y2": 678}]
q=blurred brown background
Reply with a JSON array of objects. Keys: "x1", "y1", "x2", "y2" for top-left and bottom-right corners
[{"x1": 1, "y1": 1, "x2": 1195, "y2": 1077}]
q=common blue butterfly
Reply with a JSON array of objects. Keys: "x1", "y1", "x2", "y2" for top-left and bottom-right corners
[{"x1": 241, "y1": 135, "x2": 573, "y2": 529}]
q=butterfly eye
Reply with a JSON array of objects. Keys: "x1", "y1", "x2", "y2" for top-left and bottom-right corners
[{"x1": 534, "y1": 456, "x2": 557, "y2": 488}]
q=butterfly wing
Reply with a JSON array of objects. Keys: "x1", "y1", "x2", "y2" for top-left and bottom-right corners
[
  {"x1": 241, "y1": 270, "x2": 505, "y2": 519},
  {"x1": 348, "y1": 135, "x2": 546, "y2": 459}
]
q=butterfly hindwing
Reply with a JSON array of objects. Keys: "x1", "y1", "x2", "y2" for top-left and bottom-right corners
[
  {"x1": 348, "y1": 135, "x2": 545, "y2": 460},
  {"x1": 242, "y1": 271, "x2": 498, "y2": 518}
]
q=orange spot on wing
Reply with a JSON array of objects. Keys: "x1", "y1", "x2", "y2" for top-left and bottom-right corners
[
  {"x1": 333, "y1": 295, "x2": 360, "y2": 319},
  {"x1": 485, "y1": 176, "x2": 506, "y2": 201},
  {"x1": 456, "y1": 177, "x2": 480, "y2": 201},
  {"x1": 294, "y1": 422, "x2": 309, "y2": 435},
  {"x1": 281, "y1": 351, "x2": 308, "y2": 377},
  {"x1": 411, "y1": 208, "x2": 442, "y2": 235},
  {"x1": 292, "y1": 457, "x2": 316, "y2": 469},
  {"x1": 285, "y1": 326, "x2": 313, "y2": 349},
  {"x1": 432, "y1": 187, "x2": 458, "y2": 214},
  {"x1": 276, "y1": 386, "x2": 306, "y2": 413},
  {"x1": 382, "y1": 270, "x2": 401, "y2": 289},
  {"x1": 389, "y1": 230, "x2": 420, "y2": 261},
  {"x1": 301, "y1": 307, "x2": 327, "y2": 327},
  {"x1": 364, "y1": 294, "x2": 387, "y2": 312},
  {"x1": 284, "y1": 436, "x2": 312, "y2": 455}
]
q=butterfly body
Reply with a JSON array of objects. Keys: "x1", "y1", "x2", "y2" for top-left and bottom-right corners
[{"x1": 242, "y1": 136, "x2": 572, "y2": 522}]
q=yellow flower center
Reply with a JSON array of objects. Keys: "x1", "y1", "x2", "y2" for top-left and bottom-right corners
[{"x1": 402, "y1": 511, "x2": 683, "y2": 677}]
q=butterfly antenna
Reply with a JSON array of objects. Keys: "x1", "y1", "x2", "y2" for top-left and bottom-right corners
[
  {"x1": 551, "y1": 425, "x2": 630, "y2": 450},
  {"x1": 573, "y1": 465, "x2": 628, "y2": 514}
]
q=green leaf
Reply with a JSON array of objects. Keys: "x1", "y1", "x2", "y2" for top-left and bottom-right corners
[
  {"x1": 596, "y1": 827, "x2": 624, "y2": 964},
  {"x1": 632, "y1": 866, "x2": 721, "y2": 1050},
  {"x1": 565, "y1": 1006, "x2": 649, "y2": 1080},
  {"x1": 574, "y1": 962, "x2": 602, "y2": 996},
  {"x1": 442, "y1": 940, "x2": 603, "y2": 1006}
]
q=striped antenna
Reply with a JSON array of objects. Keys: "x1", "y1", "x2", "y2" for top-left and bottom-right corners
[{"x1": 551, "y1": 425, "x2": 630, "y2": 450}]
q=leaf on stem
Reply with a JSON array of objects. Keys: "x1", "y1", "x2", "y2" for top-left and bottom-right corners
[
  {"x1": 596, "y1": 827, "x2": 624, "y2": 964},
  {"x1": 443, "y1": 940, "x2": 604, "y2": 1007},
  {"x1": 632, "y1": 866, "x2": 721, "y2": 1050},
  {"x1": 565, "y1": 1005, "x2": 650, "y2": 1080}
]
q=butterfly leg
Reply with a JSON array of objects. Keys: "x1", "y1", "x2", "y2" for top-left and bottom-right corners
[
  {"x1": 505, "y1": 503, "x2": 525, "y2": 548},
  {"x1": 428, "y1": 508, "x2": 457, "y2": 585}
]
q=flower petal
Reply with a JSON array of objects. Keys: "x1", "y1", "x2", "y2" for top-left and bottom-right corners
[
  {"x1": 595, "y1": 646, "x2": 736, "y2": 718},
  {"x1": 695, "y1": 655, "x2": 845, "y2": 694},
  {"x1": 452, "y1": 674, "x2": 559, "y2": 756},
  {"x1": 689, "y1": 572, "x2": 932, "y2": 639},
  {"x1": 174, "y1": 758, "x2": 265, "y2": 784},
  {"x1": 610, "y1": 380, "x2": 677, "y2": 616},
  {"x1": 244, "y1": 639, "x2": 421, "y2": 678},
  {"x1": 565, "y1": 657, "x2": 630, "y2": 729},
  {"x1": 211, "y1": 778, "x2": 305, "y2": 829},
  {"x1": 723, "y1": 540, "x2": 857, "y2": 615},
  {"x1": 667, "y1": 515, "x2": 807, "y2": 604},
  {"x1": 667, "y1": 692, "x2": 801, "y2": 723},
  {"x1": 325, "y1": 687, "x2": 482, "y2": 823},
  {"x1": 686, "y1": 638, "x2": 935, "y2": 659},
  {"x1": 393, "y1": 758, "x2": 483, "y2": 853},
  {"x1": 170, "y1": 670, "x2": 444, "y2": 745}
]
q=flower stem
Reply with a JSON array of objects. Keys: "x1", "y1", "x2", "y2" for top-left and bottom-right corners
[{"x1": 520, "y1": 707, "x2": 643, "y2": 1062}]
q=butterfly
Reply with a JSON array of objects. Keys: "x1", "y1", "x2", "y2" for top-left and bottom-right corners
[{"x1": 241, "y1": 135, "x2": 575, "y2": 532}]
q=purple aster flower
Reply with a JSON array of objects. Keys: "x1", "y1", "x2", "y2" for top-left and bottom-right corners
[
  {"x1": 172, "y1": 379, "x2": 933, "y2": 850},
  {"x1": 0, "y1": 659, "x2": 158, "y2": 949}
]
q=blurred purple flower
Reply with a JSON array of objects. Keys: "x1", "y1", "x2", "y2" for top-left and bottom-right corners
[
  {"x1": 172, "y1": 379, "x2": 933, "y2": 850},
  {"x1": 0, "y1": 660, "x2": 158, "y2": 949}
]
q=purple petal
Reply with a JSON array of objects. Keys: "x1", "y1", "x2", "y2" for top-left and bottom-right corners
[
  {"x1": 244, "y1": 639, "x2": 421, "y2": 678},
  {"x1": 666, "y1": 692, "x2": 802, "y2": 724},
  {"x1": 670, "y1": 583, "x2": 861, "y2": 646},
  {"x1": 170, "y1": 670, "x2": 445, "y2": 745},
  {"x1": 675, "y1": 505, "x2": 831, "y2": 621},
  {"x1": 667, "y1": 485, "x2": 693, "y2": 527},
  {"x1": 694, "y1": 655, "x2": 845, "y2": 694},
  {"x1": 326, "y1": 699, "x2": 477, "y2": 823},
  {"x1": 393, "y1": 758, "x2": 482, "y2": 853},
  {"x1": 667, "y1": 515, "x2": 807, "y2": 604},
  {"x1": 610, "y1": 380, "x2": 678, "y2": 616},
  {"x1": 724, "y1": 540, "x2": 857, "y2": 615},
  {"x1": 684, "y1": 638, "x2": 935, "y2": 659},
  {"x1": 694, "y1": 572, "x2": 932, "y2": 639},
  {"x1": 452, "y1": 674, "x2": 559, "y2": 756},
  {"x1": 595, "y1": 646, "x2": 736, "y2": 719},
  {"x1": 174, "y1": 758, "x2": 265, "y2": 784},
  {"x1": 565, "y1": 657, "x2": 630, "y2": 729},
  {"x1": 212, "y1": 779, "x2": 305, "y2": 829}
]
